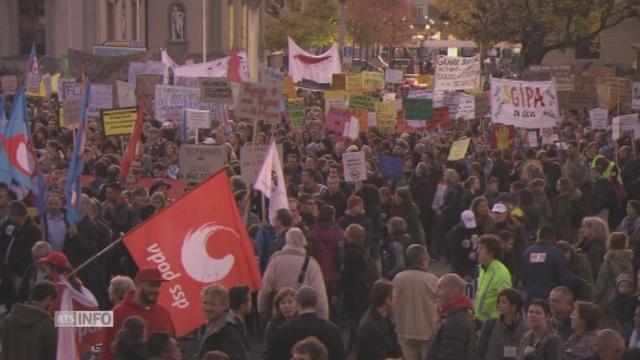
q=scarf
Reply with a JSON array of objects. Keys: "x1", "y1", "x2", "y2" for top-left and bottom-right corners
[{"x1": 438, "y1": 294, "x2": 473, "y2": 318}]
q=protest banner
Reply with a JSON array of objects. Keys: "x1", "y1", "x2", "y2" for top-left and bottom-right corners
[
  {"x1": 633, "y1": 82, "x2": 640, "y2": 110},
  {"x1": 240, "y1": 143, "x2": 284, "y2": 186},
  {"x1": 351, "y1": 108, "x2": 369, "y2": 132},
  {"x1": 288, "y1": 98, "x2": 306, "y2": 127},
  {"x1": 345, "y1": 73, "x2": 363, "y2": 94},
  {"x1": 362, "y1": 71, "x2": 384, "y2": 92},
  {"x1": 88, "y1": 84, "x2": 114, "y2": 117},
  {"x1": 378, "y1": 154, "x2": 403, "y2": 180},
  {"x1": 26, "y1": 74, "x2": 41, "y2": 94},
  {"x1": 175, "y1": 76, "x2": 199, "y2": 88},
  {"x1": 490, "y1": 77, "x2": 559, "y2": 129},
  {"x1": 179, "y1": 145, "x2": 227, "y2": 183},
  {"x1": 447, "y1": 138, "x2": 471, "y2": 161},
  {"x1": 260, "y1": 66, "x2": 285, "y2": 86},
  {"x1": 375, "y1": 101, "x2": 397, "y2": 134},
  {"x1": 136, "y1": 74, "x2": 163, "y2": 98},
  {"x1": 67, "y1": 48, "x2": 147, "y2": 84},
  {"x1": 432, "y1": 182, "x2": 447, "y2": 209},
  {"x1": 324, "y1": 90, "x2": 346, "y2": 114},
  {"x1": 523, "y1": 65, "x2": 574, "y2": 91},
  {"x1": 62, "y1": 98, "x2": 82, "y2": 129},
  {"x1": 612, "y1": 114, "x2": 640, "y2": 140},
  {"x1": 199, "y1": 77, "x2": 233, "y2": 104},
  {"x1": 589, "y1": 108, "x2": 608, "y2": 130},
  {"x1": 541, "y1": 128, "x2": 554, "y2": 145},
  {"x1": 101, "y1": 107, "x2": 138, "y2": 136},
  {"x1": 128, "y1": 61, "x2": 166, "y2": 89},
  {"x1": 283, "y1": 75, "x2": 297, "y2": 98},
  {"x1": 64, "y1": 82, "x2": 84, "y2": 101},
  {"x1": 385, "y1": 69, "x2": 404, "y2": 84},
  {"x1": 348, "y1": 94, "x2": 376, "y2": 111},
  {"x1": 155, "y1": 85, "x2": 219, "y2": 123},
  {"x1": 185, "y1": 109, "x2": 211, "y2": 130},
  {"x1": 2, "y1": 75, "x2": 18, "y2": 95},
  {"x1": 403, "y1": 98, "x2": 433, "y2": 121},
  {"x1": 527, "y1": 131, "x2": 539, "y2": 148},
  {"x1": 116, "y1": 80, "x2": 137, "y2": 107},
  {"x1": 331, "y1": 73, "x2": 347, "y2": 91},
  {"x1": 434, "y1": 55, "x2": 481, "y2": 91},
  {"x1": 325, "y1": 107, "x2": 351, "y2": 134},
  {"x1": 57, "y1": 78, "x2": 76, "y2": 101},
  {"x1": 235, "y1": 82, "x2": 281, "y2": 123},
  {"x1": 432, "y1": 106, "x2": 451, "y2": 129},
  {"x1": 342, "y1": 151, "x2": 367, "y2": 182}
]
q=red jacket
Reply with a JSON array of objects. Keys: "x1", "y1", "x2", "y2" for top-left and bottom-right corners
[{"x1": 99, "y1": 291, "x2": 175, "y2": 360}]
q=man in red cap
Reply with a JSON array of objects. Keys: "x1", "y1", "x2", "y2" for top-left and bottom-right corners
[{"x1": 99, "y1": 266, "x2": 176, "y2": 360}]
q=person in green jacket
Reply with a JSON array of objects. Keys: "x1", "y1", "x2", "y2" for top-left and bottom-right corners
[{"x1": 474, "y1": 234, "x2": 512, "y2": 324}]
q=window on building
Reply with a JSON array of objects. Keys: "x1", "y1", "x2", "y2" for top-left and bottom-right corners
[
  {"x1": 575, "y1": 40, "x2": 600, "y2": 60},
  {"x1": 19, "y1": 0, "x2": 45, "y2": 55}
]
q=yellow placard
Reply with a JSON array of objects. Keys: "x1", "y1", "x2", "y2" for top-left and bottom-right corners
[
  {"x1": 375, "y1": 101, "x2": 397, "y2": 134},
  {"x1": 447, "y1": 138, "x2": 471, "y2": 161},
  {"x1": 345, "y1": 73, "x2": 363, "y2": 94},
  {"x1": 283, "y1": 75, "x2": 297, "y2": 99},
  {"x1": 416, "y1": 74, "x2": 433, "y2": 88},
  {"x1": 101, "y1": 107, "x2": 138, "y2": 136},
  {"x1": 362, "y1": 71, "x2": 384, "y2": 92}
]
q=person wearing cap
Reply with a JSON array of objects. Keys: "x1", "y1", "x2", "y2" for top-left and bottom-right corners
[
  {"x1": 520, "y1": 225, "x2": 585, "y2": 303},
  {"x1": 258, "y1": 228, "x2": 329, "y2": 320},
  {"x1": 267, "y1": 286, "x2": 344, "y2": 360},
  {"x1": 392, "y1": 245, "x2": 438, "y2": 360},
  {"x1": 338, "y1": 196, "x2": 373, "y2": 250},
  {"x1": 490, "y1": 201, "x2": 527, "y2": 261},
  {"x1": 446, "y1": 210, "x2": 480, "y2": 279},
  {"x1": 100, "y1": 267, "x2": 176, "y2": 360},
  {"x1": 473, "y1": 235, "x2": 512, "y2": 324}
]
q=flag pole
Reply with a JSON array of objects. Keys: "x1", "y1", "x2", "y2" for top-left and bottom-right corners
[{"x1": 66, "y1": 235, "x2": 124, "y2": 278}]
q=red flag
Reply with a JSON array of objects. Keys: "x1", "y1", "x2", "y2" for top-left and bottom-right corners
[
  {"x1": 120, "y1": 99, "x2": 145, "y2": 180},
  {"x1": 227, "y1": 48, "x2": 242, "y2": 83},
  {"x1": 123, "y1": 170, "x2": 262, "y2": 337}
]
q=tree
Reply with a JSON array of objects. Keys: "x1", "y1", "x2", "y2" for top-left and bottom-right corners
[
  {"x1": 433, "y1": 0, "x2": 640, "y2": 67},
  {"x1": 266, "y1": 0, "x2": 338, "y2": 50},
  {"x1": 346, "y1": 0, "x2": 413, "y2": 48}
]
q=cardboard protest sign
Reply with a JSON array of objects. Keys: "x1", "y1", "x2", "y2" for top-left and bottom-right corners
[
  {"x1": 64, "y1": 82, "x2": 83, "y2": 101},
  {"x1": 589, "y1": 108, "x2": 608, "y2": 130},
  {"x1": 490, "y1": 124, "x2": 517, "y2": 150},
  {"x1": 136, "y1": 74, "x2": 163, "y2": 98},
  {"x1": 101, "y1": 107, "x2": 138, "y2": 136},
  {"x1": 367, "y1": 111, "x2": 377, "y2": 127},
  {"x1": 128, "y1": 61, "x2": 166, "y2": 89},
  {"x1": 342, "y1": 151, "x2": 367, "y2": 182},
  {"x1": 2, "y1": 75, "x2": 18, "y2": 95},
  {"x1": 331, "y1": 73, "x2": 347, "y2": 91},
  {"x1": 325, "y1": 107, "x2": 351, "y2": 134},
  {"x1": 288, "y1": 98, "x2": 306, "y2": 127},
  {"x1": 375, "y1": 101, "x2": 397, "y2": 134},
  {"x1": 116, "y1": 81, "x2": 137, "y2": 107},
  {"x1": 239, "y1": 143, "x2": 284, "y2": 185},
  {"x1": 235, "y1": 82, "x2": 281, "y2": 123},
  {"x1": 343, "y1": 117, "x2": 360, "y2": 140},
  {"x1": 378, "y1": 154, "x2": 403, "y2": 180},
  {"x1": 62, "y1": 98, "x2": 82, "y2": 129},
  {"x1": 490, "y1": 78, "x2": 559, "y2": 129},
  {"x1": 324, "y1": 90, "x2": 346, "y2": 114},
  {"x1": 199, "y1": 77, "x2": 233, "y2": 104},
  {"x1": 434, "y1": 55, "x2": 481, "y2": 91},
  {"x1": 57, "y1": 78, "x2": 76, "y2": 101},
  {"x1": 527, "y1": 131, "x2": 539, "y2": 148},
  {"x1": 345, "y1": 73, "x2": 362, "y2": 94},
  {"x1": 179, "y1": 145, "x2": 227, "y2": 183},
  {"x1": 447, "y1": 138, "x2": 471, "y2": 161},
  {"x1": 348, "y1": 94, "x2": 376, "y2": 111},
  {"x1": 599, "y1": 77, "x2": 631, "y2": 110},
  {"x1": 362, "y1": 71, "x2": 384, "y2": 92},
  {"x1": 185, "y1": 109, "x2": 211, "y2": 129},
  {"x1": 351, "y1": 108, "x2": 369, "y2": 133},
  {"x1": 541, "y1": 128, "x2": 554, "y2": 145},
  {"x1": 260, "y1": 66, "x2": 285, "y2": 86},
  {"x1": 403, "y1": 98, "x2": 433, "y2": 121},
  {"x1": 283, "y1": 75, "x2": 297, "y2": 98},
  {"x1": 385, "y1": 69, "x2": 404, "y2": 84},
  {"x1": 175, "y1": 76, "x2": 199, "y2": 88},
  {"x1": 447, "y1": 93, "x2": 475, "y2": 120},
  {"x1": 612, "y1": 114, "x2": 640, "y2": 140},
  {"x1": 88, "y1": 84, "x2": 114, "y2": 117},
  {"x1": 155, "y1": 85, "x2": 219, "y2": 122},
  {"x1": 26, "y1": 74, "x2": 41, "y2": 94},
  {"x1": 633, "y1": 82, "x2": 640, "y2": 110}
]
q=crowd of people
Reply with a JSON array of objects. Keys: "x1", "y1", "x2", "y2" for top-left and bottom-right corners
[{"x1": 1, "y1": 66, "x2": 640, "y2": 360}]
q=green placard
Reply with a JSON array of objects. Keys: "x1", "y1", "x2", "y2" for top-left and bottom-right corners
[
  {"x1": 403, "y1": 98, "x2": 433, "y2": 121},
  {"x1": 288, "y1": 98, "x2": 306, "y2": 127},
  {"x1": 348, "y1": 94, "x2": 376, "y2": 111}
]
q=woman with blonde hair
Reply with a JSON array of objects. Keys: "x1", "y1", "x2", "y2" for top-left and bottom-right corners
[{"x1": 578, "y1": 217, "x2": 610, "y2": 280}]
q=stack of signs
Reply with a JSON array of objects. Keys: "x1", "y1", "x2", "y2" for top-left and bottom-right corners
[
  {"x1": 403, "y1": 98, "x2": 433, "y2": 122},
  {"x1": 384, "y1": 69, "x2": 404, "y2": 84},
  {"x1": 288, "y1": 98, "x2": 306, "y2": 127},
  {"x1": 179, "y1": 145, "x2": 227, "y2": 183},
  {"x1": 490, "y1": 78, "x2": 559, "y2": 129},
  {"x1": 342, "y1": 151, "x2": 367, "y2": 182},
  {"x1": 199, "y1": 77, "x2": 233, "y2": 104},
  {"x1": 235, "y1": 82, "x2": 281, "y2": 124},
  {"x1": 185, "y1": 109, "x2": 211, "y2": 130},
  {"x1": 325, "y1": 107, "x2": 351, "y2": 134},
  {"x1": 1, "y1": 75, "x2": 18, "y2": 95},
  {"x1": 612, "y1": 114, "x2": 640, "y2": 140},
  {"x1": 589, "y1": 108, "x2": 608, "y2": 130},
  {"x1": 88, "y1": 85, "x2": 114, "y2": 117}
]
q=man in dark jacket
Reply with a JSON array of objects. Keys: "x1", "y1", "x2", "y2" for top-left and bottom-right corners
[
  {"x1": 590, "y1": 165, "x2": 617, "y2": 226},
  {"x1": 355, "y1": 279, "x2": 401, "y2": 360},
  {"x1": 1, "y1": 280, "x2": 58, "y2": 360},
  {"x1": 18, "y1": 241, "x2": 52, "y2": 302},
  {"x1": 198, "y1": 284, "x2": 249, "y2": 360},
  {"x1": 268, "y1": 286, "x2": 345, "y2": 360},
  {"x1": 338, "y1": 196, "x2": 373, "y2": 250},
  {"x1": 6, "y1": 200, "x2": 42, "y2": 289},
  {"x1": 426, "y1": 273, "x2": 475, "y2": 360},
  {"x1": 446, "y1": 210, "x2": 479, "y2": 279},
  {"x1": 520, "y1": 225, "x2": 585, "y2": 302}
]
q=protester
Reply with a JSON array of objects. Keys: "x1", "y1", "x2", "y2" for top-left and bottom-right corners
[
  {"x1": 107, "y1": 275, "x2": 135, "y2": 306},
  {"x1": 579, "y1": 216, "x2": 610, "y2": 280},
  {"x1": 594, "y1": 232, "x2": 633, "y2": 317},
  {"x1": 474, "y1": 234, "x2": 512, "y2": 324},
  {"x1": 555, "y1": 240, "x2": 594, "y2": 299},
  {"x1": 5, "y1": 200, "x2": 42, "y2": 290},
  {"x1": 516, "y1": 299, "x2": 563, "y2": 360},
  {"x1": 590, "y1": 329, "x2": 626, "y2": 360},
  {"x1": 564, "y1": 301, "x2": 601, "y2": 360},
  {"x1": 477, "y1": 288, "x2": 527, "y2": 360},
  {"x1": 291, "y1": 337, "x2": 329, "y2": 360},
  {"x1": 382, "y1": 217, "x2": 408, "y2": 279},
  {"x1": 549, "y1": 286, "x2": 576, "y2": 342},
  {"x1": 1, "y1": 281, "x2": 58, "y2": 360},
  {"x1": 111, "y1": 316, "x2": 148, "y2": 360},
  {"x1": 17, "y1": 240, "x2": 51, "y2": 302},
  {"x1": 447, "y1": 210, "x2": 479, "y2": 279},
  {"x1": 263, "y1": 287, "x2": 298, "y2": 359}
]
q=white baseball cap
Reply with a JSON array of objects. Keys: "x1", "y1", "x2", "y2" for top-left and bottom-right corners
[
  {"x1": 460, "y1": 210, "x2": 476, "y2": 229},
  {"x1": 492, "y1": 203, "x2": 507, "y2": 214}
]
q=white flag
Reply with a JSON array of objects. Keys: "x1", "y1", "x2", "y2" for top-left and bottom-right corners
[{"x1": 254, "y1": 140, "x2": 289, "y2": 223}]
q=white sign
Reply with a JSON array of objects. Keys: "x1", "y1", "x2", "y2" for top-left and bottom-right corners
[
  {"x1": 186, "y1": 109, "x2": 211, "y2": 129},
  {"x1": 490, "y1": 77, "x2": 560, "y2": 129},
  {"x1": 342, "y1": 151, "x2": 367, "y2": 182},
  {"x1": 441, "y1": 92, "x2": 475, "y2": 120},
  {"x1": 25, "y1": 74, "x2": 41, "y2": 93},
  {"x1": 541, "y1": 128, "x2": 554, "y2": 145},
  {"x1": 367, "y1": 111, "x2": 377, "y2": 127},
  {"x1": 1, "y1": 75, "x2": 18, "y2": 95},
  {"x1": 260, "y1": 66, "x2": 285, "y2": 86},
  {"x1": 116, "y1": 81, "x2": 137, "y2": 108},
  {"x1": 612, "y1": 114, "x2": 640, "y2": 140},
  {"x1": 128, "y1": 61, "x2": 167, "y2": 89},
  {"x1": 57, "y1": 78, "x2": 76, "y2": 101},
  {"x1": 88, "y1": 84, "x2": 114, "y2": 117},
  {"x1": 385, "y1": 69, "x2": 404, "y2": 84},
  {"x1": 589, "y1": 108, "x2": 608, "y2": 130},
  {"x1": 155, "y1": 85, "x2": 220, "y2": 123},
  {"x1": 343, "y1": 117, "x2": 360, "y2": 140},
  {"x1": 632, "y1": 82, "x2": 640, "y2": 110},
  {"x1": 179, "y1": 145, "x2": 227, "y2": 183},
  {"x1": 63, "y1": 82, "x2": 83, "y2": 101},
  {"x1": 527, "y1": 131, "x2": 539, "y2": 148},
  {"x1": 434, "y1": 55, "x2": 481, "y2": 91},
  {"x1": 432, "y1": 182, "x2": 447, "y2": 209},
  {"x1": 235, "y1": 82, "x2": 281, "y2": 123}
]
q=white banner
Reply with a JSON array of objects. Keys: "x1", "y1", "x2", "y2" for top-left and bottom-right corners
[
  {"x1": 288, "y1": 37, "x2": 342, "y2": 84},
  {"x1": 434, "y1": 55, "x2": 481, "y2": 91},
  {"x1": 589, "y1": 108, "x2": 608, "y2": 130},
  {"x1": 155, "y1": 85, "x2": 220, "y2": 122},
  {"x1": 490, "y1": 77, "x2": 560, "y2": 129},
  {"x1": 172, "y1": 51, "x2": 250, "y2": 80}
]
